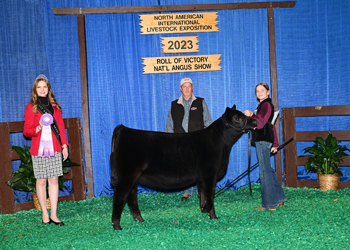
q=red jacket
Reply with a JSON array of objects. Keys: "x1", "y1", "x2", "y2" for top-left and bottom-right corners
[{"x1": 24, "y1": 103, "x2": 68, "y2": 156}]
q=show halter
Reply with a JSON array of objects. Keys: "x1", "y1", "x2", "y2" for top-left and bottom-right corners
[
  {"x1": 223, "y1": 116, "x2": 248, "y2": 131},
  {"x1": 222, "y1": 114, "x2": 252, "y2": 194}
]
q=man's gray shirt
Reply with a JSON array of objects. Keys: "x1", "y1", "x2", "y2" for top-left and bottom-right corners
[{"x1": 166, "y1": 95, "x2": 213, "y2": 133}]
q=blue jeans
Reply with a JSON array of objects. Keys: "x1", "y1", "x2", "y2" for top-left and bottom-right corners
[
  {"x1": 184, "y1": 186, "x2": 197, "y2": 196},
  {"x1": 255, "y1": 141, "x2": 287, "y2": 209}
]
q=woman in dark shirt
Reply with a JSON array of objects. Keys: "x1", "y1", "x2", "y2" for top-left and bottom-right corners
[{"x1": 244, "y1": 82, "x2": 287, "y2": 211}]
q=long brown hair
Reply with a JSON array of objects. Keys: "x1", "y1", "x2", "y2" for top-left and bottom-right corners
[
  {"x1": 255, "y1": 82, "x2": 270, "y2": 97},
  {"x1": 30, "y1": 76, "x2": 61, "y2": 113}
]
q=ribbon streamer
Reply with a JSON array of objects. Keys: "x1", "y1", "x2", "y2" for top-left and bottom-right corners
[{"x1": 38, "y1": 113, "x2": 55, "y2": 157}]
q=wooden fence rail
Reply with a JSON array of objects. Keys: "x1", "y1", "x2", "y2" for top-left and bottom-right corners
[
  {"x1": 281, "y1": 105, "x2": 350, "y2": 189},
  {"x1": 0, "y1": 118, "x2": 86, "y2": 214}
]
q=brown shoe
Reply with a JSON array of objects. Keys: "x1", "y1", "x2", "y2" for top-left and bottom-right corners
[
  {"x1": 278, "y1": 202, "x2": 284, "y2": 207},
  {"x1": 254, "y1": 206, "x2": 276, "y2": 211},
  {"x1": 181, "y1": 193, "x2": 191, "y2": 201}
]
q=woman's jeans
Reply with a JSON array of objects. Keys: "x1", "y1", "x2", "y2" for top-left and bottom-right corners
[
  {"x1": 184, "y1": 186, "x2": 197, "y2": 196},
  {"x1": 255, "y1": 141, "x2": 287, "y2": 208}
]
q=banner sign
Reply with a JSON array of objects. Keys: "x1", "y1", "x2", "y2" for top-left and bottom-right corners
[
  {"x1": 142, "y1": 55, "x2": 222, "y2": 74},
  {"x1": 139, "y1": 12, "x2": 219, "y2": 34},
  {"x1": 161, "y1": 36, "x2": 199, "y2": 53}
]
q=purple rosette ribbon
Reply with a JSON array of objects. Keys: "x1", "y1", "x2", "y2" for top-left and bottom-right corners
[{"x1": 38, "y1": 113, "x2": 55, "y2": 157}]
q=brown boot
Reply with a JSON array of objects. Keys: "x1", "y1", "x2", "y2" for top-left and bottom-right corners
[
  {"x1": 181, "y1": 193, "x2": 191, "y2": 201},
  {"x1": 254, "y1": 206, "x2": 276, "y2": 211}
]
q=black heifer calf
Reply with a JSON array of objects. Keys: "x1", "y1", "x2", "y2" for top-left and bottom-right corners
[{"x1": 110, "y1": 105, "x2": 256, "y2": 230}]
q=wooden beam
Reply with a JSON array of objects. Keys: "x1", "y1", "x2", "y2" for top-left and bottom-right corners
[
  {"x1": 298, "y1": 180, "x2": 350, "y2": 189},
  {"x1": 52, "y1": 1, "x2": 296, "y2": 15},
  {"x1": 77, "y1": 14, "x2": 94, "y2": 198},
  {"x1": 294, "y1": 105, "x2": 350, "y2": 117},
  {"x1": 297, "y1": 155, "x2": 350, "y2": 166},
  {"x1": 268, "y1": 7, "x2": 278, "y2": 107},
  {"x1": 267, "y1": 7, "x2": 283, "y2": 184},
  {"x1": 296, "y1": 131, "x2": 350, "y2": 141}
]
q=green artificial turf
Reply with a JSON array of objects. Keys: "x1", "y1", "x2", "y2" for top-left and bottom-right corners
[{"x1": 1, "y1": 184, "x2": 350, "y2": 249}]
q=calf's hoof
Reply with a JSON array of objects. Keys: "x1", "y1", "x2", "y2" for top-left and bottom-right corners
[
  {"x1": 208, "y1": 214, "x2": 218, "y2": 220},
  {"x1": 112, "y1": 222, "x2": 122, "y2": 231},
  {"x1": 201, "y1": 208, "x2": 208, "y2": 213},
  {"x1": 134, "y1": 216, "x2": 145, "y2": 222},
  {"x1": 181, "y1": 193, "x2": 191, "y2": 201}
]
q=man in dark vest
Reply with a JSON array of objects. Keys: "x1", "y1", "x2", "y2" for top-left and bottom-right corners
[{"x1": 166, "y1": 77, "x2": 213, "y2": 201}]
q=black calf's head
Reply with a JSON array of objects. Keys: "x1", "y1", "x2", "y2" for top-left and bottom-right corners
[{"x1": 223, "y1": 105, "x2": 257, "y2": 132}]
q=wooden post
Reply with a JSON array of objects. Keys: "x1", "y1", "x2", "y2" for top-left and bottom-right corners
[
  {"x1": 267, "y1": 7, "x2": 283, "y2": 184},
  {"x1": 281, "y1": 108, "x2": 297, "y2": 187},
  {"x1": 0, "y1": 123, "x2": 16, "y2": 214},
  {"x1": 77, "y1": 14, "x2": 94, "y2": 198}
]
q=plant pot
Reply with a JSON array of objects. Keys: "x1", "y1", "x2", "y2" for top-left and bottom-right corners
[
  {"x1": 31, "y1": 193, "x2": 51, "y2": 210},
  {"x1": 317, "y1": 173, "x2": 340, "y2": 191}
]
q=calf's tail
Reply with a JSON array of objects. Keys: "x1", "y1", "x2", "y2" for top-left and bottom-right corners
[{"x1": 110, "y1": 125, "x2": 125, "y2": 186}]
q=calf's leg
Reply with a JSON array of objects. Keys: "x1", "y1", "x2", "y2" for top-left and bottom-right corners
[
  {"x1": 205, "y1": 187, "x2": 218, "y2": 220},
  {"x1": 111, "y1": 186, "x2": 126, "y2": 230},
  {"x1": 127, "y1": 182, "x2": 144, "y2": 222},
  {"x1": 202, "y1": 177, "x2": 218, "y2": 220},
  {"x1": 111, "y1": 179, "x2": 137, "y2": 230},
  {"x1": 197, "y1": 182, "x2": 207, "y2": 212}
]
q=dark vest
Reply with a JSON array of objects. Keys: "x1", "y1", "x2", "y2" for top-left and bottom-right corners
[
  {"x1": 171, "y1": 97, "x2": 204, "y2": 133},
  {"x1": 251, "y1": 98, "x2": 275, "y2": 144}
]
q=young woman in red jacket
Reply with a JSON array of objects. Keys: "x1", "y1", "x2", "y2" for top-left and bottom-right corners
[{"x1": 24, "y1": 74, "x2": 68, "y2": 225}]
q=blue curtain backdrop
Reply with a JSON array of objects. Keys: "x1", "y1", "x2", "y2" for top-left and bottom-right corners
[{"x1": 1, "y1": 0, "x2": 349, "y2": 202}]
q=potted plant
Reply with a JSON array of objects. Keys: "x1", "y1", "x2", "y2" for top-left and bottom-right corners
[
  {"x1": 301, "y1": 131, "x2": 350, "y2": 191},
  {"x1": 6, "y1": 145, "x2": 80, "y2": 209}
]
